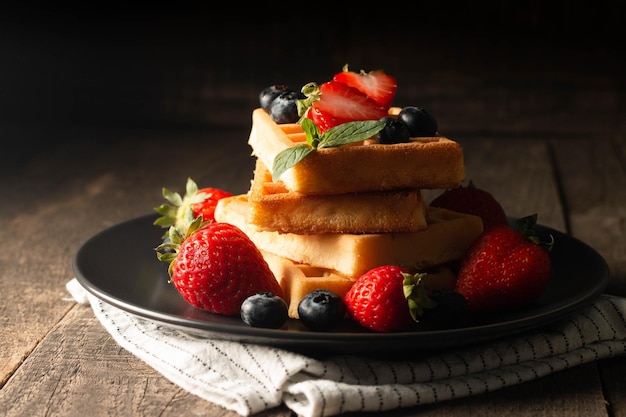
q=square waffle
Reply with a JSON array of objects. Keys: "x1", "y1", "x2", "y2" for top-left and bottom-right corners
[
  {"x1": 215, "y1": 194, "x2": 484, "y2": 278},
  {"x1": 248, "y1": 108, "x2": 465, "y2": 195},
  {"x1": 247, "y1": 159, "x2": 428, "y2": 234},
  {"x1": 261, "y1": 251, "x2": 457, "y2": 319}
]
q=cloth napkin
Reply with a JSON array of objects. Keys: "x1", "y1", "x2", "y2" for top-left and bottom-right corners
[{"x1": 66, "y1": 278, "x2": 626, "y2": 417}]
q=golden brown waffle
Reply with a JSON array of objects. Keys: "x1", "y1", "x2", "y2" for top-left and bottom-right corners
[
  {"x1": 261, "y1": 251, "x2": 354, "y2": 319},
  {"x1": 261, "y1": 250, "x2": 457, "y2": 319},
  {"x1": 247, "y1": 160, "x2": 428, "y2": 234},
  {"x1": 248, "y1": 108, "x2": 465, "y2": 195},
  {"x1": 215, "y1": 194, "x2": 483, "y2": 278}
]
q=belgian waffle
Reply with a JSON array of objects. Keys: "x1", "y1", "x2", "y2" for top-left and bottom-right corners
[
  {"x1": 247, "y1": 160, "x2": 428, "y2": 234},
  {"x1": 215, "y1": 194, "x2": 483, "y2": 278},
  {"x1": 248, "y1": 107, "x2": 465, "y2": 195},
  {"x1": 261, "y1": 250, "x2": 457, "y2": 319}
]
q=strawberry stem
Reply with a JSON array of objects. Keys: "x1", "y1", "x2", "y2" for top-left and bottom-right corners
[
  {"x1": 403, "y1": 272, "x2": 437, "y2": 322},
  {"x1": 155, "y1": 215, "x2": 209, "y2": 279},
  {"x1": 515, "y1": 214, "x2": 555, "y2": 253}
]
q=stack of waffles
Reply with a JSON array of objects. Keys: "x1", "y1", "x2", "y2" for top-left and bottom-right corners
[{"x1": 215, "y1": 108, "x2": 484, "y2": 318}]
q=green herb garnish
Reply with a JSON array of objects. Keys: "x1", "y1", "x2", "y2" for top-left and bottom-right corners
[{"x1": 272, "y1": 117, "x2": 385, "y2": 181}]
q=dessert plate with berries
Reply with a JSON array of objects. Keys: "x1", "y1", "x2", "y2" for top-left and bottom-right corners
[{"x1": 73, "y1": 213, "x2": 609, "y2": 357}]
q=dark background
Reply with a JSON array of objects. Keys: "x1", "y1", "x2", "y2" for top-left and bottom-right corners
[{"x1": 1, "y1": 2, "x2": 623, "y2": 155}]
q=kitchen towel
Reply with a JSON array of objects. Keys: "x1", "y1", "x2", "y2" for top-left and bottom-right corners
[{"x1": 66, "y1": 278, "x2": 626, "y2": 417}]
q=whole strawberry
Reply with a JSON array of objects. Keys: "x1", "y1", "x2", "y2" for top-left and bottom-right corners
[
  {"x1": 430, "y1": 180, "x2": 507, "y2": 230},
  {"x1": 156, "y1": 218, "x2": 283, "y2": 315},
  {"x1": 344, "y1": 265, "x2": 415, "y2": 332},
  {"x1": 153, "y1": 177, "x2": 233, "y2": 236},
  {"x1": 455, "y1": 214, "x2": 553, "y2": 312}
]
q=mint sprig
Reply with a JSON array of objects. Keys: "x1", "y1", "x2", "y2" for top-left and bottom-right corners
[{"x1": 272, "y1": 118, "x2": 385, "y2": 181}]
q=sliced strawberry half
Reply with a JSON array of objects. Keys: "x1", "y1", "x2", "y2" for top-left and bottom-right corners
[
  {"x1": 308, "y1": 80, "x2": 388, "y2": 133},
  {"x1": 308, "y1": 106, "x2": 351, "y2": 133},
  {"x1": 333, "y1": 68, "x2": 397, "y2": 108}
]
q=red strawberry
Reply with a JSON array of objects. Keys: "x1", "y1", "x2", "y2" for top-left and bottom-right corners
[
  {"x1": 308, "y1": 106, "x2": 350, "y2": 134},
  {"x1": 307, "y1": 80, "x2": 388, "y2": 133},
  {"x1": 430, "y1": 181, "x2": 507, "y2": 230},
  {"x1": 333, "y1": 67, "x2": 397, "y2": 108},
  {"x1": 154, "y1": 177, "x2": 233, "y2": 236},
  {"x1": 190, "y1": 187, "x2": 233, "y2": 223},
  {"x1": 156, "y1": 218, "x2": 283, "y2": 315},
  {"x1": 454, "y1": 214, "x2": 553, "y2": 312},
  {"x1": 344, "y1": 265, "x2": 415, "y2": 332}
]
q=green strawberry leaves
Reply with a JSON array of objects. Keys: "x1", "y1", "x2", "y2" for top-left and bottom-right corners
[
  {"x1": 271, "y1": 117, "x2": 385, "y2": 182},
  {"x1": 153, "y1": 177, "x2": 209, "y2": 238},
  {"x1": 402, "y1": 272, "x2": 437, "y2": 322},
  {"x1": 155, "y1": 215, "x2": 209, "y2": 276},
  {"x1": 515, "y1": 213, "x2": 555, "y2": 252},
  {"x1": 296, "y1": 82, "x2": 321, "y2": 119}
]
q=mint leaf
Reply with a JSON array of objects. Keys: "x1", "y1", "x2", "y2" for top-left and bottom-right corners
[
  {"x1": 272, "y1": 144, "x2": 315, "y2": 182},
  {"x1": 301, "y1": 117, "x2": 321, "y2": 148},
  {"x1": 319, "y1": 120, "x2": 385, "y2": 148},
  {"x1": 270, "y1": 119, "x2": 386, "y2": 182}
]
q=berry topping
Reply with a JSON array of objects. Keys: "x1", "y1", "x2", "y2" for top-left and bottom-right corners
[
  {"x1": 259, "y1": 85, "x2": 291, "y2": 112},
  {"x1": 333, "y1": 66, "x2": 397, "y2": 108},
  {"x1": 307, "y1": 80, "x2": 388, "y2": 133},
  {"x1": 240, "y1": 292, "x2": 289, "y2": 329},
  {"x1": 397, "y1": 106, "x2": 438, "y2": 137},
  {"x1": 374, "y1": 116, "x2": 411, "y2": 144},
  {"x1": 297, "y1": 289, "x2": 346, "y2": 331},
  {"x1": 269, "y1": 90, "x2": 306, "y2": 124}
]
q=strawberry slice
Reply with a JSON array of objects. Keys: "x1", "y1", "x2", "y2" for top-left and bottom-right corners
[
  {"x1": 333, "y1": 68, "x2": 397, "y2": 108},
  {"x1": 308, "y1": 106, "x2": 353, "y2": 133},
  {"x1": 308, "y1": 80, "x2": 388, "y2": 133}
]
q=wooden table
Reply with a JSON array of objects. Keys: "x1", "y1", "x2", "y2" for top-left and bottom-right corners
[{"x1": 2, "y1": 4, "x2": 625, "y2": 416}]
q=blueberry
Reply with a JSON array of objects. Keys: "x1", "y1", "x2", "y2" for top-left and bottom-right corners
[
  {"x1": 240, "y1": 292, "x2": 288, "y2": 329},
  {"x1": 374, "y1": 116, "x2": 411, "y2": 144},
  {"x1": 397, "y1": 106, "x2": 438, "y2": 137},
  {"x1": 420, "y1": 290, "x2": 468, "y2": 330},
  {"x1": 298, "y1": 289, "x2": 346, "y2": 331},
  {"x1": 269, "y1": 90, "x2": 306, "y2": 124},
  {"x1": 259, "y1": 85, "x2": 290, "y2": 112}
]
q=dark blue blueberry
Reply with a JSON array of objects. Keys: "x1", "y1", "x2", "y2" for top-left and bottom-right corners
[
  {"x1": 397, "y1": 106, "x2": 438, "y2": 137},
  {"x1": 259, "y1": 85, "x2": 290, "y2": 112},
  {"x1": 374, "y1": 116, "x2": 411, "y2": 144},
  {"x1": 297, "y1": 289, "x2": 346, "y2": 331},
  {"x1": 269, "y1": 90, "x2": 306, "y2": 124},
  {"x1": 240, "y1": 292, "x2": 288, "y2": 329}
]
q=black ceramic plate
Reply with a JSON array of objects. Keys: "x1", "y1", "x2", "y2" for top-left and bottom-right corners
[{"x1": 73, "y1": 214, "x2": 609, "y2": 357}]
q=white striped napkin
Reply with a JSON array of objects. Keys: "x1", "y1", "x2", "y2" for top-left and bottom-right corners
[{"x1": 66, "y1": 278, "x2": 626, "y2": 417}]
